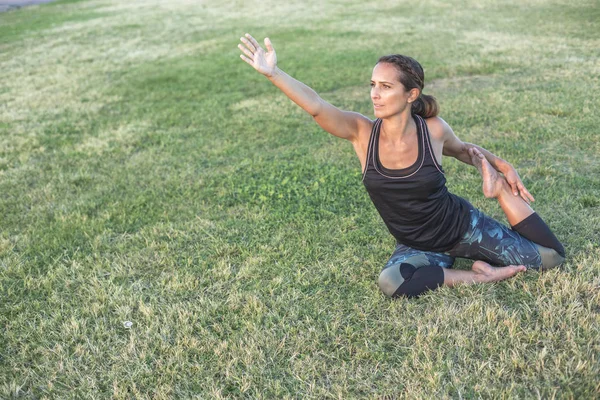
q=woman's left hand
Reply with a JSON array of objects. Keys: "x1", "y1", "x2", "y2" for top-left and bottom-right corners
[{"x1": 501, "y1": 164, "x2": 535, "y2": 204}]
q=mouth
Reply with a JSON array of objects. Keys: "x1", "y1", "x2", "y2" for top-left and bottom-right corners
[{"x1": 373, "y1": 104, "x2": 384, "y2": 108}]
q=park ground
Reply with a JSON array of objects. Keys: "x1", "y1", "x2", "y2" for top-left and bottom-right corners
[{"x1": 1, "y1": 0, "x2": 599, "y2": 398}]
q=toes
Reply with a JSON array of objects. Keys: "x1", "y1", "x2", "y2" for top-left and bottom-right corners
[{"x1": 508, "y1": 265, "x2": 527, "y2": 276}]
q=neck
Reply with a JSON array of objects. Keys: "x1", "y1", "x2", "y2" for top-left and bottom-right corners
[{"x1": 380, "y1": 110, "x2": 415, "y2": 142}]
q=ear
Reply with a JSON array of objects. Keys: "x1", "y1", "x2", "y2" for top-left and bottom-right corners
[{"x1": 408, "y1": 88, "x2": 420, "y2": 103}]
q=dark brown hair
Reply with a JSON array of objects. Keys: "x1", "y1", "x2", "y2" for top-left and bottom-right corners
[{"x1": 377, "y1": 54, "x2": 439, "y2": 118}]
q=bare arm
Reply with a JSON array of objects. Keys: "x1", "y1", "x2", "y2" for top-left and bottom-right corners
[
  {"x1": 238, "y1": 34, "x2": 370, "y2": 142},
  {"x1": 434, "y1": 117, "x2": 535, "y2": 203}
]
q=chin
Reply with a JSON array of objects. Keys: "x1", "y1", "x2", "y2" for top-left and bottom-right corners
[
  {"x1": 375, "y1": 107, "x2": 406, "y2": 119},
  {"x1": 374, "y1": 108, "x2": 390, "y2": 118}
]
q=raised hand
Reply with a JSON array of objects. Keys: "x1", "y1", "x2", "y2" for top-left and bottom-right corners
[{"x1": 238, "y1": 33, "x2": 277, "y2": 77}]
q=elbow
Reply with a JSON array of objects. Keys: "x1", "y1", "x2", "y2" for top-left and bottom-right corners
[{"x1": 309, "y1": 98, "x2": 323, "y2": 117}]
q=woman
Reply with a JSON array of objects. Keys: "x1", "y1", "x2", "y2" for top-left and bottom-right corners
[{"x1": 238, "y1": 34, "x2": 565, "y2": 298}]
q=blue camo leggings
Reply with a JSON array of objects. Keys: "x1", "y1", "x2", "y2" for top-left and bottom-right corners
[{"x1": 378, "y1": 207, "x2": 564, "y2": 298}]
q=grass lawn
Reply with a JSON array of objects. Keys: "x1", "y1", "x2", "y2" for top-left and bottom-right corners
[{"x1": 1, "y1": 0, "x2": 599, "y2": 398}]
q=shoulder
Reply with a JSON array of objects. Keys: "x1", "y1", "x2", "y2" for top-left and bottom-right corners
[
  {"x1": 357, "y1": 113, "x2": 376, "y2": 130},
  {"x1": 352, "y1": 115, "x2": 376, "y2": 143},
  {"x1": 350, "y1": 117, "x2": 376, "y2": 164},
  {"x1": 424, "y1": 116, "x2": 453, "y2": 142}
]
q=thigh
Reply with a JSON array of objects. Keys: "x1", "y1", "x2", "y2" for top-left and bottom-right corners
[
  {"x1": 448, "y1": 207, "x2": 542, "y2": 268},
  {"x1": 386, "y1": 242, "x2": 456, "y2": 270}
]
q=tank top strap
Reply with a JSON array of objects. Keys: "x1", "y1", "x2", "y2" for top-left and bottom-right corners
[
  {"x1": 362, "y1": 118, "x2": 382, "y2": 181},
  {"x1": 414, "y1": 114, "x2": 444, "y2": 174}
]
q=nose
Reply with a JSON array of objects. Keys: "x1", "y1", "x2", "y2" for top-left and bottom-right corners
[{"x1": 371, "y1": 86, "x2": 380, "y2": 100}]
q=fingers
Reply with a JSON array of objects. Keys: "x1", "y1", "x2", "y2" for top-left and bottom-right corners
[
  {"x1": 240, "y1": 36, "x2": 256, "y2": 53},
  {"x1": 240, "y1": 54, "x2": 253, "y2": 65},
  {"x1": 526, "y1": 191, "x2": 535, "y2": 203},
  {"x1": 239, "y1": 33, "x2": 270, "y2": 61},
  {"x1": 238, "y1": 40, "x2": 255, "y2": 66},
  {"x1": 509, "y1": 180, "x2": 519, "y2": 197},
  {"x1": 244, "y1": 33, "x2": 262, "y2": 52},
  {"x1": 264, "y1": 37, "x2": 274, "y2": 52},
  {"x1": 238, "y1": 43, "x2": 254, "y2": 59},
  {"x1": 506, "y1": 179, "x2": 519, "y2": 196},
  {"x1": 470, "y1": 147, "x2": 484, "y2": 159},
  {"x1": 517, "y1": 183, "x2": 535, "y2": 203},
  {"x1": 511, "y1": 180, "x2": 534, "y2": 204},
  {"x1": 239, "y1": 34, "x2": 261, "y2": 67},
  {"x1": 503, "y1": 166, "x2": 533, "y2": 203}
]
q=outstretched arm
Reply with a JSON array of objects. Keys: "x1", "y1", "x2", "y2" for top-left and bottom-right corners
[
  {"x1": 435, "y1": 117, "x2": 535, "y2": 203},
  {"x1": 238, "y1": 33, "x2": 370, "y2": 142}
]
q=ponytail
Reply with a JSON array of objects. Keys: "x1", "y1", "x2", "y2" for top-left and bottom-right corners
[{"x1": 412, "y1": 93, "x2": 439, "y2": 119}]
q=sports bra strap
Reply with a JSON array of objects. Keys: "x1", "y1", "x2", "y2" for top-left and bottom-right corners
[
  {"x1": 362, "y1": 119, "x2": 381, "y2": 181},
  {"x1": 415, "y1": 115, "x2": 444, "y2": 174}
]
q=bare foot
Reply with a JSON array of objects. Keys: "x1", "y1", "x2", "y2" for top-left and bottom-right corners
[
  {"x1": 471, "y1": 260, "x2": 526, "y2": 283},
  {"x1": 468, "y1": 147, "x2": 503, "y2": 199}
]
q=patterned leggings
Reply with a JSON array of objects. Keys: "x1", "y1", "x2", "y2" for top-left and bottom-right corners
[{"x1": 378, "y1": 207, "x2": 565, "y2": 298}]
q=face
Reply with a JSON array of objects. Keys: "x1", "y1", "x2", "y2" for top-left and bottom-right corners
[{"x1": 370, "y1": 62, "x2": 418, "y2": 118}]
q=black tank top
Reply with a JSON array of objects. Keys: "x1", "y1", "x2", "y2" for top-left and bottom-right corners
[{"x1": 362, "y1": 115, "x2": 472, "y2": 252}]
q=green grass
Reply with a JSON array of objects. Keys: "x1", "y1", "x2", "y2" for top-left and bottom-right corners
[{"x1": 1, "y1": 0, "x2": 599, "y2": 398}]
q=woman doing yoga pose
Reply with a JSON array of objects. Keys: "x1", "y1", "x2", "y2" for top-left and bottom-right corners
[{"x1": 238, "y1": 34, "x2": 565, "y2": 298}]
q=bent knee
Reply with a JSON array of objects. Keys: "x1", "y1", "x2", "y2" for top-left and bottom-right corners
[
  {"x1": 537, "y1": 244, "x2": 566, "y2": 270},
  {"x1": 378, "y1": 264, "x2": 405, "y2": 298},
  {"x1": 379, "y1": 263, "x2": 443, "y2": 298}
]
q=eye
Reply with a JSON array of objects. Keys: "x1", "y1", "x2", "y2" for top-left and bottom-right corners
[
  {"x1": 370, "y1": 82, "x2": 375, "y2": 87},
  {"x1": 383, "y1": 85, "x2": 391, "y2": 89}
]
